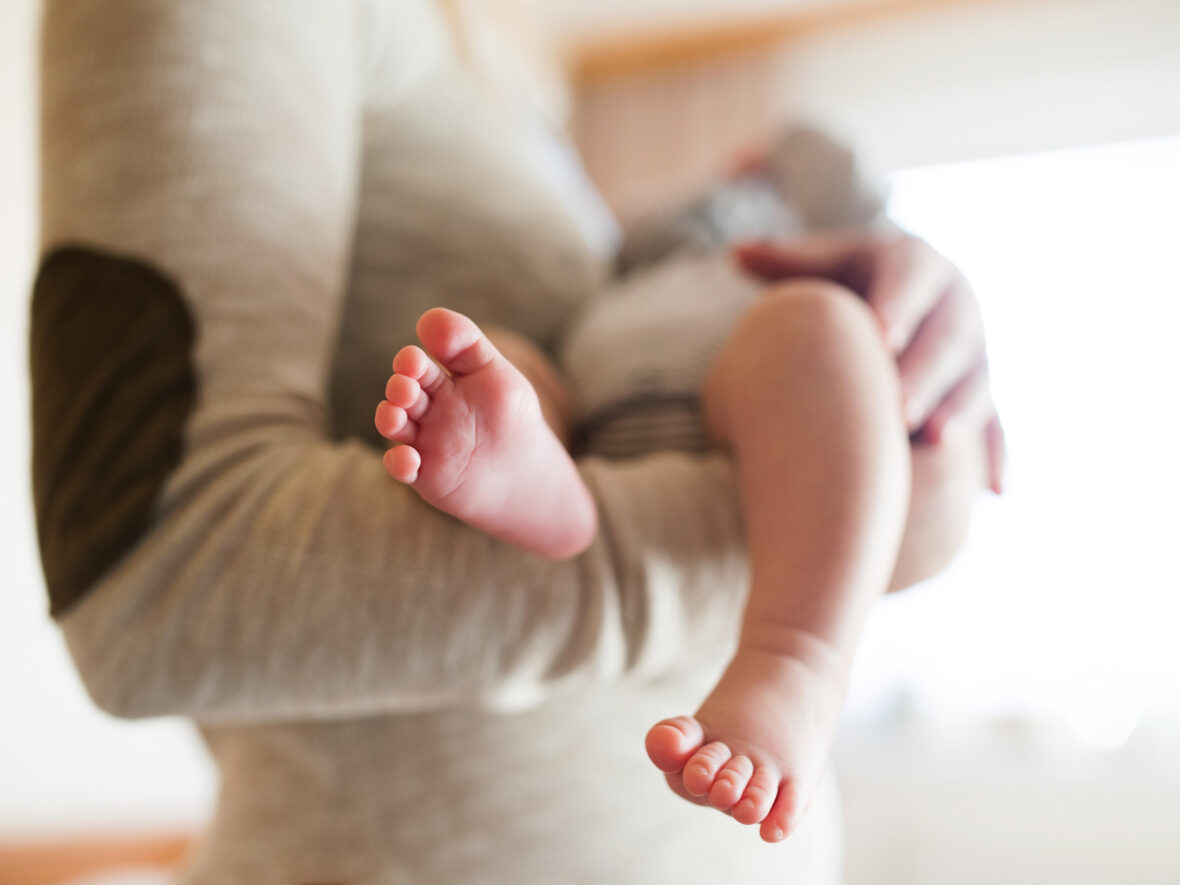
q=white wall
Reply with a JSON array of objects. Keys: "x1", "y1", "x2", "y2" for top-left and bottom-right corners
[
  {"x1": 773, "y1": 0, "x2": 1180, "y2": 170},
  {"x1": 838, "y1": 141, "x2": 1180, "y2": 883},
  {"x1": 544, "y1": 0, "x2": 1180, "y2": 172}
]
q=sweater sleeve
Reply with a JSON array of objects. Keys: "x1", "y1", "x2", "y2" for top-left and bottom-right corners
[{"x1": 33, "y1": 0, "x2": 750, "y2": 724}]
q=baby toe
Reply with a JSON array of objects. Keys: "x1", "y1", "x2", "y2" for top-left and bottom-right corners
[
  {"x1": 383, "y1": 445, "x2": 422, "y2": 484},
  {"x1": 708, "y1": 755, "x2": 754, "y2": 811},
  {"x1": 760, "y1": 782, "x2": 800, "y2": 843},
  {"x1": 392, "y1": 345, "x2": 431, "y2": 380},
  {"x1": 645, "y1": 716, "x2": 704, "y2": 774},
  {"x1": 682, "y1": 742, "x2": 732, "y2": 797},
  {"x1": 375, "y1": 401, "x2": 415, "y2": 443},
  {"x1": 731, "y1": 766, "x2": 779, "y2": 825},
  {"x1": 385, "y1": 373, "x2": 422, "y2": 410}
]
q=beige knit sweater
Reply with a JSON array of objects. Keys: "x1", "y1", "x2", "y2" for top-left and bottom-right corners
[{"x1": 32, "y1": 1, "x2": 841, "y2": 881}]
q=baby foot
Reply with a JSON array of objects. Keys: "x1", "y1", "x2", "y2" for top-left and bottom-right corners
[
  {"x1": 374, "y1": 307, "x2": 596, "y2": 559},
  {"x1": 645, "y1": 634, "x2": 847, "y2": 843}
]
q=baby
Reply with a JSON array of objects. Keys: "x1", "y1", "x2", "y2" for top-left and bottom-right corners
[{"x1": 374, "y1": 241, "x2": 910, "y2": 844}]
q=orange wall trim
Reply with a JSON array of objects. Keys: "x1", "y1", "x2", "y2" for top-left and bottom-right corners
[
  {"x1": 563, "y1": 0, "x2": 992, "y2": 81},
  {"x1": 0, "y1": 832, "x2": 193, "y2": 885}
]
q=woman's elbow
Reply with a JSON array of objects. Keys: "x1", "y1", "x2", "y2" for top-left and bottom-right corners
[{"x1": 57, "y1": 592, "x2": 190, "y2": 720}]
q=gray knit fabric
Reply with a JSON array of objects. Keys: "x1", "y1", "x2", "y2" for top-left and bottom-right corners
[
  {"x1": 37, "y1": 1, "x2": 853, "y2": 881},
  {"x1": 560, "y1": 255, "x2": 763, "y2": 458}
]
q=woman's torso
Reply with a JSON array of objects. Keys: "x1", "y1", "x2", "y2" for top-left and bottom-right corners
[{"x1": 182, "y1": 2, "x2": 840, "y2": 881}]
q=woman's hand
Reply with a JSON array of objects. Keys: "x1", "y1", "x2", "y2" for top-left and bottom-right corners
[{"x1": 735, "y1": 233, "x2": 1004, "y2": 494}]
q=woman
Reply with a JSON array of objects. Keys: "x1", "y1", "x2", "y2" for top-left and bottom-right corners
[{"x1": 31, "y1": 1, "x2": 997, "y2": 881}]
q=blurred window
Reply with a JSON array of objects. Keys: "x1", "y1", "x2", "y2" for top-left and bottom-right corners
[{"x1": 847, "y1": 136, "x2": 1180, "y2": 753}]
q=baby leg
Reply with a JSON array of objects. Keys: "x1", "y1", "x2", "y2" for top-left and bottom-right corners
[
  {"x1": 375, "y1": 308, "x2": 596, "y2": 559},
  {"x1": 646, "y1": 281, "x2": 910, "y2": 841}
]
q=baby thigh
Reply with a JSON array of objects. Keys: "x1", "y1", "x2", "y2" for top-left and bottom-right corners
[
  {"x1": 699, "y1": 277, "x2": 902, "y2": 447},
  {"x1": 699, "y1": 278, "x2": 984, "y2": 592}
]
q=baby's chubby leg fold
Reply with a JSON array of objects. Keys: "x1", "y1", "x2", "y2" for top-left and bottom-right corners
[{"x1": 375, "y1": 308, "x2": 596, "y2": 559}]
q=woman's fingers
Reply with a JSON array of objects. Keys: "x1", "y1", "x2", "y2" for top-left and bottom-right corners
[
  {"x1": 733, "y1": 237, "x2": 859, "y2": 283},
  {"x1": 736, "y1": 232, "x2": 1005, "y2": 494},
  {"x1": 863, "y1": 236, "x2": 961, "y2": 353},
  {"x1": 920, "y1": 364, "x2": 1006, "y2": 496},
  {"x1": 736, "y1": 234, "x2": 965, "y2": 355},
  {"x1": 985, "y1": 413, "x2": 1006, "y2": 495},
  {"x1": 895, "y1": 281, "x2": 984, "y2": 431},
  {"x1": 919, "y1": 360, "x2": 993, "y2": 444}
]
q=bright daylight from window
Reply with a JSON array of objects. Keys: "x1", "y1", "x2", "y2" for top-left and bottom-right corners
[{"x1": 844, "y1": 135, "x2": 1180, "y2": 757}]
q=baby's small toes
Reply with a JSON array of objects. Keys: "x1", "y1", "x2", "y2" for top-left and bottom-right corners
[
  {"x1": 383, "y1": 444, "x2": 421, "y2": 484},
  {"x1": 708, "y1": 755, "x2": 754, "y2": 811},
  {"x1": 760, "y1": 782, "x2": 800, "y2": 844},
  {"x1": 731, "y1": 766, "x2": 778, "y2": 825},
  {"x1": 393, "y1": 344, "x2": 445, "y2": 393},
  {"x1": 375, "y1": 402, "x2": 417, "y2": 444},
  {"x1": 392, "y1": 345, "x2": 430, "y2": 378},
  {"x1": 385, "y1": 373, "x2": 422, "y2": 410},
  {"x1": 375, "y1": 400, "x2": 404, "y2": 438},
  {"x1": 682, "y1": 742, "x2": 732, "y2": 797},
  {"x1": 645, "y1": 716, "x2": 704, "y2": 774}
]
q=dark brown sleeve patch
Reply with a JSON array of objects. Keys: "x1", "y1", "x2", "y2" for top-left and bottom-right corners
[{"x1": 30, "y1": 246, "x2": 197, "y2": 618}]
